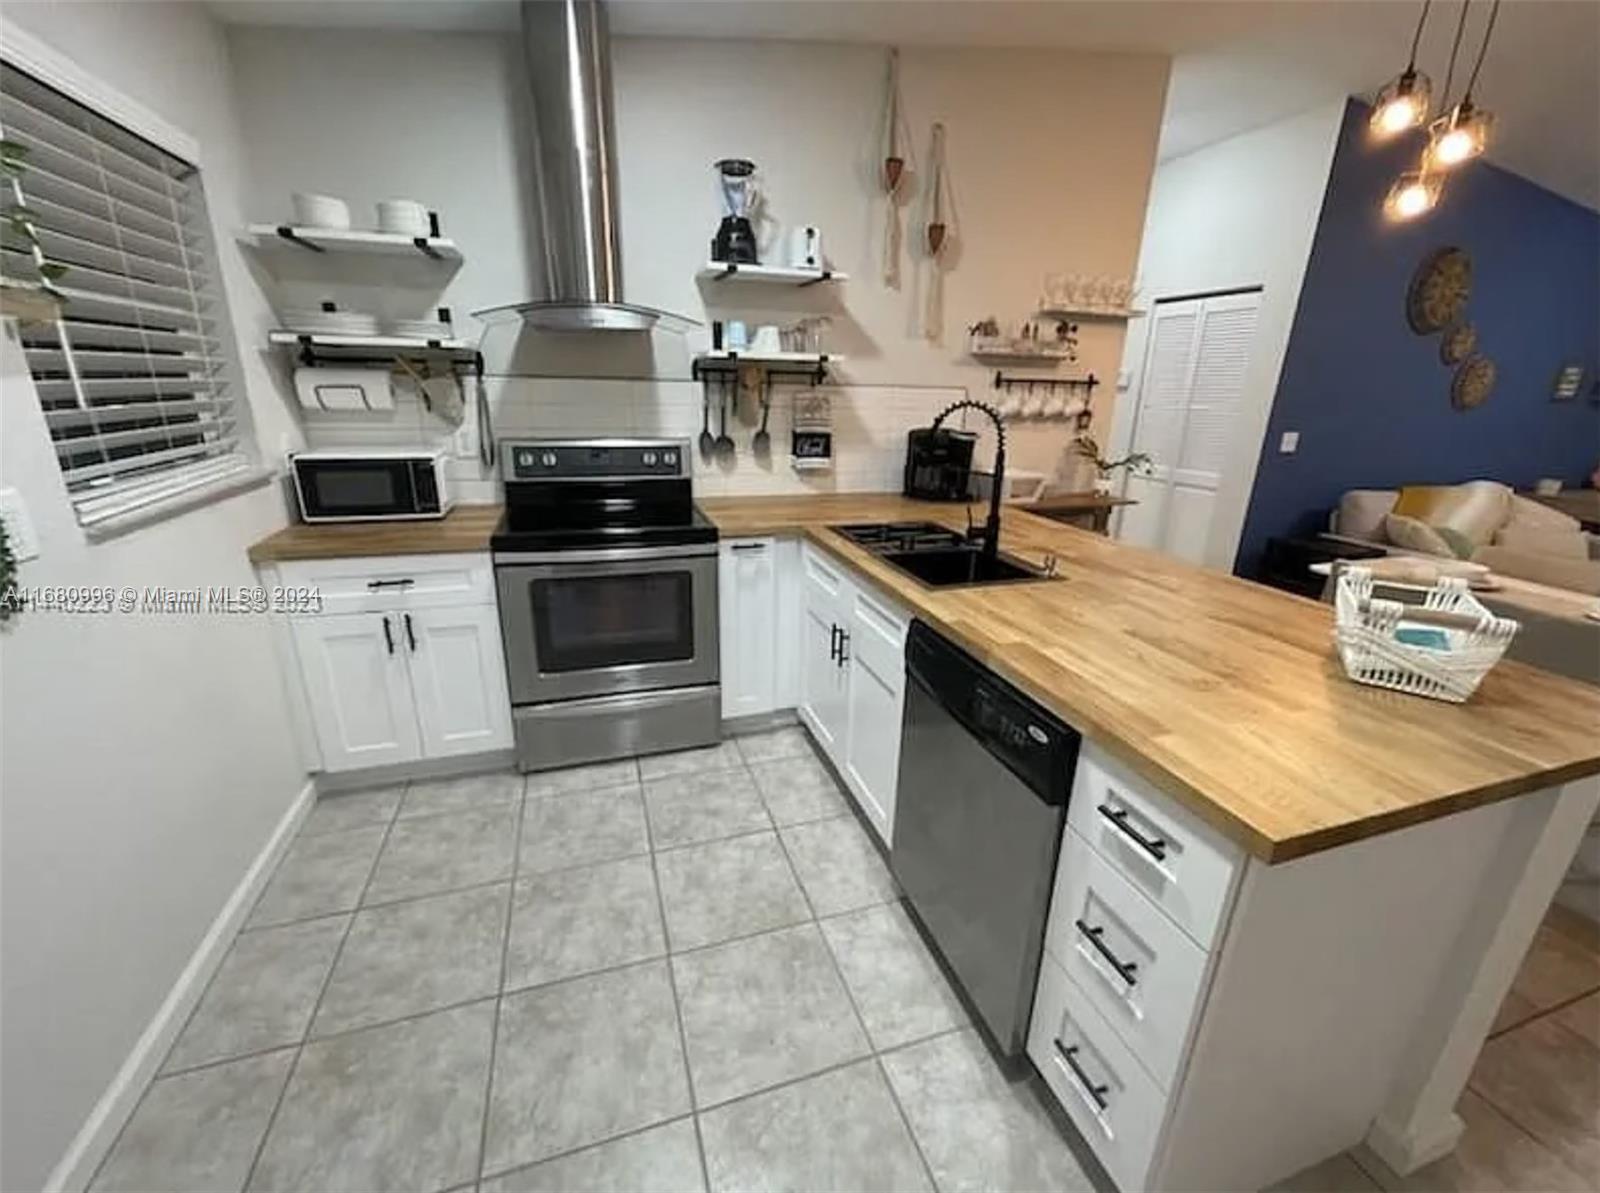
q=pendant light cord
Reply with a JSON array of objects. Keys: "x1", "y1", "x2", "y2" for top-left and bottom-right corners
[
  {"x1": 1407, "y1": 0, "x2": 1433, "y2": 68},
  {"x1": 1440, "y1": 0, "x2": 1472, "y2": 108},
  {"x1": 1463, "y1": 0, "x2": 1501, "y2": 100}
]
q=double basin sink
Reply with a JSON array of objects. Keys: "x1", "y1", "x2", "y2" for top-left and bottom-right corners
[{"x1": 833, "y1": 522, "x2": 1053, "y2": 589}]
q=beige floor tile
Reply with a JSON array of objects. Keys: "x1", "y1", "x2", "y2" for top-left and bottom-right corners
[
  {"x1": 1468, "y1": 1016, "x2": 1599, "y2": 1182},
  {"x1": 1355, "y1": 1089, "x2": 1590, "y2": 1193},
  {"x1": 1551, "y1": 992, "x2": 1600, "y2": 1049}
]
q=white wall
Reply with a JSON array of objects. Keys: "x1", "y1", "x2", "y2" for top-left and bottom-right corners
[
  {"x1": 224, "y1": 28, "x2": 1169, "y2": 496},
  {"x1": 1110, "y1": 100, "x2": 1344, "y2": 570},
  {"x1": 0, "y1": 5, "x2": 307, "y2": 1190}
]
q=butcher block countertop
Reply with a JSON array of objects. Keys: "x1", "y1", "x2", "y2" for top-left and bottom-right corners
[
  {"x1": 700, "y1": 493, "x2": 1600, "y2": 863},
  {"x1": 247, "y1": 504, "x2": 502, "y2": 564}
]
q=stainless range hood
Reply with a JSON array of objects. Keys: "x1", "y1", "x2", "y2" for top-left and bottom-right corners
[{"x1": 475, "y1": 0, "x2": 695, "y2": 334}]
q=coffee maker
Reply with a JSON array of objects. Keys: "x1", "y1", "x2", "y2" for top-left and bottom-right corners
[
  {"x1": 711, "y1": 158, "x2": 760, "y2": 265},
  {"x1": 903, "y1": 427, "x2": 977, "y2": 501}
]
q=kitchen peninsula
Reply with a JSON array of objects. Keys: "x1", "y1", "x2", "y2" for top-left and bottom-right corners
[
  {"x1": 698, "y1": 493, "x2": 1600, "y2": 1191},
  {"x1": 247, "y1": 495, "x2": 1600, "y2": 1191}
]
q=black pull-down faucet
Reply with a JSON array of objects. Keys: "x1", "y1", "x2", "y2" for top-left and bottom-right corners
[{"x1": 928, "y1": 399, "x2": 1006, "y2": 562}]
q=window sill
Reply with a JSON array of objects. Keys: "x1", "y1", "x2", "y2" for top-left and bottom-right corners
[{"x1": 83, "y1": 467, "x2": 276, "y2": 543}]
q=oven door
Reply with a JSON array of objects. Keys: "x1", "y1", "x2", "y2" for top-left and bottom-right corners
[{"x1": 495, "y1": 544, "x2": 719, "y2": 705}]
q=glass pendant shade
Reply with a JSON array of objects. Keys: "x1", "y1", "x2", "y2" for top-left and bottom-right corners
[
  {"x1": 1371, "y1": 68, "x2": 1433, "y2": 137},
  {"x1": 1426, "y1": 101, "x2": 1494, "y2": 169},
  {"x1": 1384, "y1": 170, "x2": 1443, "y2": 220}
]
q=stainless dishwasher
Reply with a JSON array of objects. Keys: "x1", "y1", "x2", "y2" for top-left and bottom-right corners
[{"x1": 891, "y1": 620, "x2": 1080, "y2": 1058}]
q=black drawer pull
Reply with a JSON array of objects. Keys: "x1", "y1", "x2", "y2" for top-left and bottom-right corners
[
  {"x1": 367, "y1": 577, "x2": 416, "y2": 590},
  {"x1": 1096, "y1": 803, "x2": 1168, "y2": 861},
  {"x1": 1075, "y1": 919, "x2": 1139, "y2": 986},
  {"x1": 381, "y1": 615, "x2": 394, "y2": 656},
  {"x1": 730, "y1": 542, "x2": 767, "y2": 553},
  {"x1": 403, "y1": 611, "x2": 417, "y2": 652},
  {"x1": 1054, "y1": 1039, "x2": 1109, "y2": 1110}
]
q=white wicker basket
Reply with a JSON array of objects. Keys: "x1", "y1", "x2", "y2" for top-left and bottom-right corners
[{"x1": 1333, "y1": 566, "x2": 1520, "y2": 703}]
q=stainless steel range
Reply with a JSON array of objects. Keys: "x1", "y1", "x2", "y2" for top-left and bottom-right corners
[{"x1": 492, "y1": 438, "x2": 720, "y2": 771}]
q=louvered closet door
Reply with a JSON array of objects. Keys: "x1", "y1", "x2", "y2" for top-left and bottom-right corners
[
  {"x1": 1121, "y1": 291, "x2": 1260, "y2": 564},
  {"x1": 1120, "y1": 303, "x2": 1200, "y2": 551}
]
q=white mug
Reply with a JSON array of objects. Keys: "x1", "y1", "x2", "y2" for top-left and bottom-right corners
[
  {"x1": 788, "y1": 225, "x2": 823, "y2": 270},
  {"x1": 751, "y1": 324, "x2": 783, "y2": 354}
]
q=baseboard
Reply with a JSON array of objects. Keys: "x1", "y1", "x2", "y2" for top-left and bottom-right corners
[
  {"x1": 43, "y1": 779, "x2": 317, "y2": 1193},
  {"x1": 314, "y1": 748, "x2": 516, "y2": 794},
  {"x1": 1364, "y1": 1108, "x2": 1465, "y2": 1176}
]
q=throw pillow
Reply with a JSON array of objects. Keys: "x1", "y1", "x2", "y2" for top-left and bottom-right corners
[
  {"x1": 1390, "y1": 481, "x2": 1511, "y2": 554},
  {"x1": 1493, "y1": 524, "x2": 1590, "y2": 560},
  {"x1": 1504, "y1": 494, "x2": 1581, "y2": 534},
  {"x1": 1384, "y1": 513, "x2": 1458, "y2": 558},
  {"x1": 1335, "y1": 490, "x2": 1399, "y2": 541}
]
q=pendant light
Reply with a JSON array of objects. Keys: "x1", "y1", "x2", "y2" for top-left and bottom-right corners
[
  {"x1": 1426, "y1": 0, "x2": 1500, "y2": 169},
  {"x1": 1384, "y1": 170, "x2": 1444, "y2": 220},
  {"x1": 1371, "y1": 1, "x2": 1435, "y2": 137}
]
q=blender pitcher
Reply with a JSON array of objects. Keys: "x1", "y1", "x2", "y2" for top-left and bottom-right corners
[{"x1": 712, "y1": 158, "x2": 760, "y2": 265}]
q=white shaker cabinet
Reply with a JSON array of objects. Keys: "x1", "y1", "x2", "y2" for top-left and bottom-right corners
[
  {"x1": 799, "y1": 543, "x2": 852, "y2": 759},
  {"x1": 275, "y1": 553, "x2": 512, "y2": 774},
  {"x1": 795, "y1": 542, "x2": 910, "y2": 847},
  {"x1": 719, "y1": 538, "x2": 780, "y2": 718},
  {"x1": 842, "y1": 583, "x2": 910, "y2": 845},
  {"x1": 406, "y1": 603, "x2": 515, "y2": 759},
  {"x1": 291, "y1": 611, "x2": 422, "y2": 771}
]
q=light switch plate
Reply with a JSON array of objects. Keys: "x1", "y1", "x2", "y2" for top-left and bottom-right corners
[
  {"x1": 0, "y1": 487, "x2": 40, "y2": 561},
  {"x1": 1279, "y1": 431, "x2": 1300, "y2": 454}
]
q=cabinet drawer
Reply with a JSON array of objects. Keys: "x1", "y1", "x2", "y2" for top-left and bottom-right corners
[
  {"x1": 1028, "y1": 952, "x2": 1165, "y2": 1193},
  {"x1": 277, "y1": 553, "x2": 495, "y2": 615},
  {"x1": 1046, "y1": 827, "x2": 1208, "y2": 1090},
  {"x1": 1067, "y1": 743, "x2": 1241, "y2": 949},
  {"x1": 802, "y1": 541, "x2": 846, "y2": 598}
]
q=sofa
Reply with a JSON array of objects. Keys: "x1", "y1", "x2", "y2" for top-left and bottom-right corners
[
  {"x1": 1327, "y1": 482, "x2": 1600, "y2": 595},
  {"x1": 1319, "y1": 481, "x2": 1600, "y2": 687}
]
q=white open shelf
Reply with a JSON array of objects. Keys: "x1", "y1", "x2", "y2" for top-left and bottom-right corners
[
  {"x1": 695, "y1": 349, "x2": 843, "y2": 365},
  {"x1": 1037, "y1": 305, "x2": 1145, "y2": 320},
  {"x1": 243, "y1": 224, "x2": 463, "y2": 261},
  {"x1": 696, "y1": 262, "x2": 848, "y2": 285},
  {"x1": 268, "y1": 330, "x2": 474, "y2": 352},
  {"x1": 968, "y1": 337, "x2": 1078, "y2": 362}
]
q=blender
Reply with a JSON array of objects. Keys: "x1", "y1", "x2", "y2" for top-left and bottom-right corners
[{"x1": 711, "y1": 158, "x2": 760, "y2": 265}]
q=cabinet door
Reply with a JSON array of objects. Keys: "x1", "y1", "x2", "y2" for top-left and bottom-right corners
[
  {"x1": 404, "y1": 604, "x2": 514, "y2": 759},
  {"x1": 719, "y1": 538, "x2": 779, "y2": 719},
  {"x1": 843, "y1": 586, "x2": 909, "y2": 846},
  {"x1": 291, "y1": 612, "x2": 421, "y2": 772},
  {"x1": 798, "y1": 546, "x2": 850, "y2": 763}
]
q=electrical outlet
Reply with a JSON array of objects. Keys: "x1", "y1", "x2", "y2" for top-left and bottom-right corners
[
  {"x1": 0, "y1": 487, "x2": 40, "y2": 561},
  {"x1": 1279, "y1": 431, "x2": 1300, "y2": 455}
]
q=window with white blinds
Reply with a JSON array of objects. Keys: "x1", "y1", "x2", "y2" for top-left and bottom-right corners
[{"x1": 1, "y1": 59, "x2": 252, "y2": 528}]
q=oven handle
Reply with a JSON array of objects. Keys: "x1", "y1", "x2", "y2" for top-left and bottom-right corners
[{"x1": 493, "y1": 543, "x2": 719, "y2": 565}]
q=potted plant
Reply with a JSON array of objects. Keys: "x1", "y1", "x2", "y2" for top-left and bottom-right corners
[
  {"x1": 1, "y1": 139, "x2": 68, "y2": 323},
  {"x1": 1068, "y1": 433, "x2": 1152, "y2": 494}
]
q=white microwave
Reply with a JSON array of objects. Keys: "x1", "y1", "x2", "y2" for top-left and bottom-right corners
[{"x1": 289, "y1": 449, "x2": 453, "y2": 523}]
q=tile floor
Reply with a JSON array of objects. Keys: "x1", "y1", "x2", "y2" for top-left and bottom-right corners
[
  {"x1": 90, "y1": 727, "x2": 1103, "y2": 1193},
  {"x1": 87, "y1": 725, "x2": 1600, "y2": 1193}
]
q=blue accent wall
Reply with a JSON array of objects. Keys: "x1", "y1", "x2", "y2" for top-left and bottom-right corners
[{"x1": 1234, "y1": 99, "x2": 1600, "y2": 577}]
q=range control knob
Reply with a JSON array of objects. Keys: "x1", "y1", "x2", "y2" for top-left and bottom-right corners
[
  {"x1": 540, "y1": 452, "x2": 558, "y2": 468},
  {"x1": 642, "y1": 451, "x2": 658, "y2": 466},
  {"x1": 662, "y1": 450, "x2": 678, "y2": 467},
  {"x1": 516, "y1": 449, "x2": 533, "y2": 468}
]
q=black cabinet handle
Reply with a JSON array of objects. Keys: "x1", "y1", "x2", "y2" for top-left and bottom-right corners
[
  {"x1": 730, "y1": 542, "x2": 767, "y2": 553},
  {"x1": 403, "y1": 612, "x2": 416, "y2": 652},
  {"x1": 1075, "y1": 919, "x2": 1139, "y2": 986},
  {"x1": 381, "y1": 615, "x2": 394, "y2": 655},
  {"x1": 1054, "y1": 1039, "x2": 1110, "y2": 1110},
  {"x1": 367, "y1": 578, "x2": 416, "y2": 590},
  {"x1": 837, "y1": 629, "x2": 850, "y2": 666},
  {"x1": 1096, "y1": 803, "x2": 1169, "y2": 862},
  {"x1": 829, "y1": 624, "x2": 840, "y2": 662}
]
